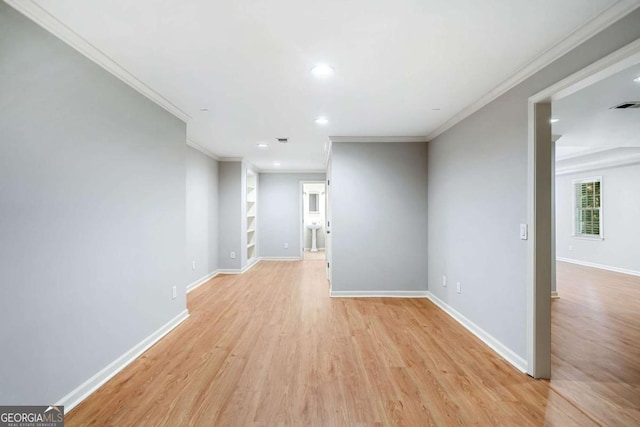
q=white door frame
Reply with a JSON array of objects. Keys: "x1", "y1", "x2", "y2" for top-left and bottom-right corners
[
  {"x1": 526, "y1": 38, "x2": 640, "y2": 378},
  {"x1": 299, "y1": 180, "x2": 326, "y2": 260}
]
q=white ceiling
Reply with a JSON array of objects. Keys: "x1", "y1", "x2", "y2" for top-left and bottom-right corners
[
  {"x1": 28, "y1": 0, "x2": 624, "y2": 170},
  {"x1": 553, "y1": 62, "x2": 640, "y2": 159}
]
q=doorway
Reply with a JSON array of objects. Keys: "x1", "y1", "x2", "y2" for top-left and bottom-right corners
[
  {"x1": 549, "y1": 57, "x2": 640, "y2": 425},
  {"x1": 300, "y1": 181, "x2": 326, "y2": 261},
  {"x1": 528, "y1": 36, "x2": 640, "y2": 404}
]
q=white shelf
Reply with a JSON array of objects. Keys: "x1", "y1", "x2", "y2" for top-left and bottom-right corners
[{"x1": 246, "y1": 169, "x2": 257, "y2": 262}]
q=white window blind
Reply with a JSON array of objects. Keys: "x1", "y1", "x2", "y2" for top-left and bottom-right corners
[{"x1": 573, "y1": 177, "x2": 602, "y2": 238}]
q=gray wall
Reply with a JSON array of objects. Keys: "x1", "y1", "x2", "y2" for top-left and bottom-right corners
[
  {"x1": 186, "y1": 147, "x2": 219, "y2": 285},
  {"x1": 331, "y1": 142, "x2": 428, "y2": 292},
  {"x1": 258, "y1": 173, "x2": 326, "y2": 258},
  {"x1": 0, "y1": 3, "x2": 186, "y2": 405},
  {"x1": 556, "y1": 164, "x2": 640, "y2": 273},
  {"x1": 218, "y1": 161, "x2": 242, "y2": 269},
  {"x1": 427, "y1": 8, "x2": 640, "y2": 360}
]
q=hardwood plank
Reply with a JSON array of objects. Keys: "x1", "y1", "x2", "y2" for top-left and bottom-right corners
[
  {"x1": 66, "y1": 260, "x2": 594, "y2": 426},
  {"x1": 552, "y1": 261, "x2": 640, "y2": 426}
]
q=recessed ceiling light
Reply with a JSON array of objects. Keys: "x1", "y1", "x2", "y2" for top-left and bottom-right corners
[
  {"x1": 315, "y1": 117, "x2": 329, "y2": 125},
  {"x1": 311, "y1": 64, "x2": 335, "y2": 78},
  {"x1": 550, "y1": 117, "x2": 560, "y2": 124},
  {"x1": 257, "y1": 143, "x2": 268, "y2": 149},
  {"x1": 634, "y1": 76, "x2": 640, "y2": 83},
  {"x1": 274, "y1": 161, "x2": 281, "y2": 167}
]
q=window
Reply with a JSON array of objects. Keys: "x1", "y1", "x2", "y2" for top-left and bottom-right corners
[{"x1": 573, "y1": 177, "x2": 603, "y2": 239}]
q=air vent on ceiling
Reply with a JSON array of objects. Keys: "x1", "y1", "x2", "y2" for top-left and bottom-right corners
[
  {"x1": 610, "y1": 101, "x2": 640, "y2": 109},
  {"x1": 277, "y1": 138, "x2": 288, "y2": 144}
]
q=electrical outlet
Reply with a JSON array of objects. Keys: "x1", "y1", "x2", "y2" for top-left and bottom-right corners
[
  {"x1": 568, "y1": 245, "x2": 573, "y2": 251},
  {"x1": 284, "y1": 242, "x2": 289, "y2": 249},
  {"x1": 172, "y1": 286, "x2": 177, "y2": 299},
  {"x1": 192, "y1": 260, "x2": 196, "y2": 270},
  {"x1": 443, "y1": 275, "x2": 447, "y2": 287},
  {"x1": 230, "y1": 251, "x2": 236, "y2": 259},
  {"x1": 456, "y1": 282, "x2": 461, "y2": 294},
  {"x1": 520, "y1": 224, "x2": 528, "y2": 240}
]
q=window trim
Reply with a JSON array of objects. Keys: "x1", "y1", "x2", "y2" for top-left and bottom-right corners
[{"x1": 571, "y1": 176, "x2": 604, "y2": 240}]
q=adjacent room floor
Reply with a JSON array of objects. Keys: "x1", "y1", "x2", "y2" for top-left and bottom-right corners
[
  {"x1": 303, "y1": 249, "x2": 325, "y2": 261},
  {"x1": 552, "y1": 261, "x2": 640, "y2": 426},
  {"x1": 66, "y1": 260, "x2": 595, "y2": 426}
]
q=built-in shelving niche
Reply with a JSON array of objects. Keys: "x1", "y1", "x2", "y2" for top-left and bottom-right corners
[{"x1": 246, "y1": 170, "x2": 257, "y2": 261}]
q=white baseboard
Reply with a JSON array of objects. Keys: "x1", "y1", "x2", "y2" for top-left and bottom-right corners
[
  {"x1": 330, "y1": 290, "x2": 429, "y2": 298},
  {"x1": 58, "y1": 309, "x2": 189, "y2": 413},
  {"x1": 557, "y1": 257, "x2": 640, "y2": 277},
  {"x1": 217, "y1": 258, "x2": 260, "y2": 275},
  {"x1": 425, "y1": 292, "x2": 528, "y2": 373},
  {"x1": 551, "y1": 291, "x2": 560, "y2": 299},
  {"x1": 186, "y1": 271, "x2": 219, "y2": 293},
  {"x1": 217, "y1": 257, "x2": 305, "y2": 273},
  {"x1": 216, "y1": 269, "x2": 243, "y2": 274}
]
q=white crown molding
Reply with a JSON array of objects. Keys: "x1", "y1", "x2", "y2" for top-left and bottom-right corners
[
  {"x1": 549, "y1": 38, "x2": 640, "y2": 102},
  {"x1": 5, "y1": 0, "x2": 191, "y2": 123},
  {"x1": 186, "y1": 139, "x2": 220, "y2": 161},
  {"x1": 330, "y1": 290, "x2": 429, "y2": 298},
  {"x1": 329, "y1": 136, "x2": 428, "y2": 143},
  {"x1": 56, "y1": 309, "x2": 189, "y2": 412},
  {"x1": 555, "y1": 146, "x2": 613, "y2": 161},
  {"x1": 218, "y1": 157, "x2": 244, "y2": 162},
  {"x1": 425, "y1": 292, "x2": 528, "y2": 373},
  {"x1": 531, "y1": 37, "x2": 640, "y2": 104},
  {"x1": 556, "y1": 151, "x2": 640, "y2": 175},
  {"x1": 426, "y1": 0, "x2": 640, "y2": 141},
  {"x1": 557, "y1": 257, "x2": 640, "y2": 277}
]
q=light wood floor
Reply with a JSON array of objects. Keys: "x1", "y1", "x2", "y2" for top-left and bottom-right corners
[
  {"x1": 66, "y1": 260, "x2": 595, "y2": 426},
  {"x1": 552, "y1": 262, "x2": 640, "y2": 426}
]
